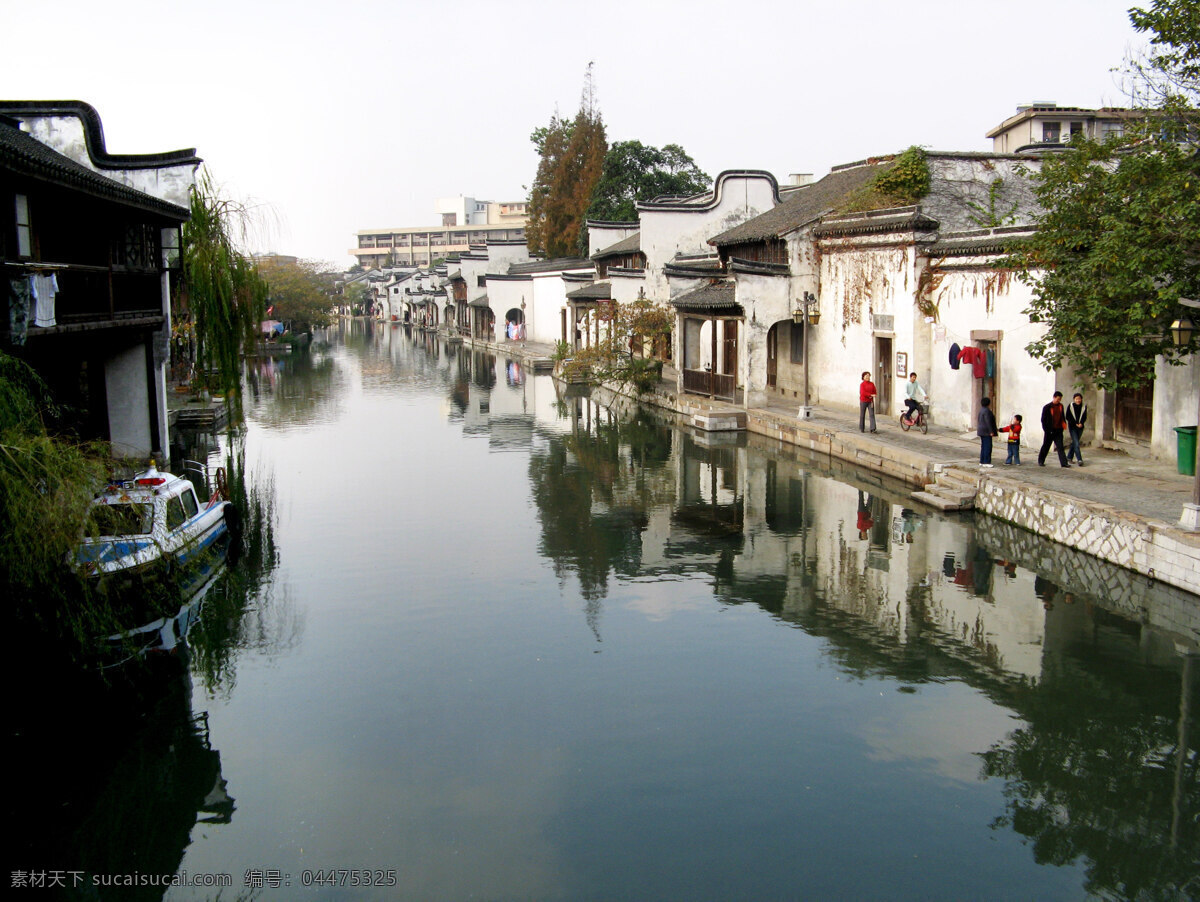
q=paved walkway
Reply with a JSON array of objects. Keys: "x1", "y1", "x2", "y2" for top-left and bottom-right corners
[
  {"x1": 757, "y1": 395, "x2": 1197, "y2": 527},
  {"x1": 474, "y1": 336, "x2": 1198, "y2": 530}
]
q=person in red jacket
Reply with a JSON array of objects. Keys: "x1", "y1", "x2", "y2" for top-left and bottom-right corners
[
  {"x1": 859, "y1": 371, "x2": 877, "y2": 433},
  {"x1": 999, "y1": 414, "x2": 1023, "y2": 465}
]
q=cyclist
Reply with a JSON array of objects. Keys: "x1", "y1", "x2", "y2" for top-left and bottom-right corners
[{"x1": 903, "y1": 372, "x2": 927, "y2": 424}]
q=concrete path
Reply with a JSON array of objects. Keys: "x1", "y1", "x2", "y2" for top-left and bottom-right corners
[{"x1": 757, "y1": 395, "x2": 1196, "y2": 527}]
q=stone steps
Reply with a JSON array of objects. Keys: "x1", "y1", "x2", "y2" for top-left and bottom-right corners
[{"x1": 912, "y1": 468, "x2": 978, "y2": 511}]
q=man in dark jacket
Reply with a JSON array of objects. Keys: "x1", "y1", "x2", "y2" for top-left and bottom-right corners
[
  {"x1": 977, "y1": 397, "x2": 998, "y2": 467},
  {"x1": 1065, "y1": 392, "x2": 1087, "y2": 466},
  {"x1": 1038, "y1": 390, "x2": 1069, "y2": 467}
]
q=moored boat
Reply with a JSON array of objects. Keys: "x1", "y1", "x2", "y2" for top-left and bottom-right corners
[
  {"x1": 75, "y1": 464, "x2": 234, "y2": 581},
  {"x1": 74, "y1": 464, "x2": 240, "y2": 664}
]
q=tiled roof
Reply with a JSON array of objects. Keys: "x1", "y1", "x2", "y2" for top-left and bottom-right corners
[
  {"x1": 664, "y1": 256, "x2": 724, "y2": 279},
  {"x1": 709, "y1": 162, "x2": 886, "y2": 246},
  {"x1": 592, "y1": 231, "x2": 641, "y2": 259},
  {"x1": 0, "y1": 117, "x2": 190, "y2": 220},
  {"x1": 813, "y1": 207, "x2": 939, "y2": 239},
  {"x1": 508, "y1": 256, "x2": 593, "y2": 275},
  {"x1": 923, "y1": 226, "x2": 1034, "y2": 257},
  {"x1": 669, "y1": 280, "x2": 740, "y2": 312},
  {"x1": 566, "y1": 280, "x2": 612, "y2": 301}
]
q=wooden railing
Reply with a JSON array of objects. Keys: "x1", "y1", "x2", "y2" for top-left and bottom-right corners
[{"x1": 682, "y1": 368, "x2": 736, "y2": 401}]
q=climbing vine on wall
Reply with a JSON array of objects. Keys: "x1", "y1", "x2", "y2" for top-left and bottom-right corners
[
  {"x1": 841, "y1": 146, "x2": 931, "y2": 213},
  {"x1": 966, "y1": 178, "x2": 1021, "y2": 228}
]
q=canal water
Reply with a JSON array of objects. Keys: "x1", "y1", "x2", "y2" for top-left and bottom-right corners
[{"x1": 14, "y1": 320, "x2": 1198, "y2": 900}]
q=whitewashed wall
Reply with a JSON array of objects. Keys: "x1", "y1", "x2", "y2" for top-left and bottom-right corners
[
  {"x1": 639, "y1": 172, "x2": 780, "y2": 301},
  {"x1": 929, "y1": 262, "x2": 1052, "y2": 432}
]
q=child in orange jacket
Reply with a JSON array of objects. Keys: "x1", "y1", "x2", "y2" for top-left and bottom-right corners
[{"x1": 999, "y1": 414, "x2": 1023, "y2": 465}]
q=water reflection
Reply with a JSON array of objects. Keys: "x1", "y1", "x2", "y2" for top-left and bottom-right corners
[
  {"x1": 517, "y1": 371, "x2": 1197, "y2": 897},
  {"x1": 12, "y1": 660, "x2": 235, "y2": 902},
  {"x1": 20, "y1": 330, "x2": 1193, "y2": 900}
]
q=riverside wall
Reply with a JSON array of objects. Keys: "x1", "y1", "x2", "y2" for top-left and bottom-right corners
[{"x1": 471, "y1": 337, "x2": 1200, "y2": 603}]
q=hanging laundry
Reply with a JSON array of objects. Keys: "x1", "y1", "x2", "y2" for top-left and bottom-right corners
[
  {"x1": 985, "y1": 347, "x2": 995, "y2": 378},
  {"x1": 957, "y1": 346, "x2": 987, "y2": 378},
  {"x1": 31, "y1": 272, "x2": 58, "y2": 328},
  {"x1": 948, "y1": 342, "x2": 961, "y2": 370}
]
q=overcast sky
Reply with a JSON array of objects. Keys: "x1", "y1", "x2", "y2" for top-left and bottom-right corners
[{"x1": 4, "y1": 0, "x2": 1146, "y2": 267}]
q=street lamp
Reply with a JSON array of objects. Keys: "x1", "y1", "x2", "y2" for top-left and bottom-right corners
[
  {"x1": 1173, "y1": 299, "x2": 1199, "y2": 530},
  {"x1": 794, "y1": 291, "x2": 819, "y2": 418},
  {"x1": 1170, "y1": 313, "x2": 1194, "y2": 348}
]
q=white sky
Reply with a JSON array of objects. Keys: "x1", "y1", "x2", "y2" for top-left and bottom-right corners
[{"x1": 4, "y1": 0, "x2": 1145, "y2": 268}]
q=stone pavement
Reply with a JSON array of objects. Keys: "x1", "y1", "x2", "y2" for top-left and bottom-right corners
[{"x1": 757, "y1": 394, "x2": 1197, "y2": 527}]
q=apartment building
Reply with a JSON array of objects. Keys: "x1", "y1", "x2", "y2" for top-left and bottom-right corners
[
  {"x1": 987, "y1": 102, "x2": 1138, "y2": 153},
  {"x1": 354, "y1": 197, "x2": 529, "y2": 268}
]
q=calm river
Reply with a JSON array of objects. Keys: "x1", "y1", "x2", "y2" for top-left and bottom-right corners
[{"x1": 14, "y1": 320, "x2": 1198, "y2": 900}]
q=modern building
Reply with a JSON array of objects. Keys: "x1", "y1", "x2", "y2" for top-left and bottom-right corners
[
  {"x1": 353, "y1": 197, "x2": 529, "y2": 268},
  {"x1": 987, "y1": 102, "x2": 1138, "y2": 153}
]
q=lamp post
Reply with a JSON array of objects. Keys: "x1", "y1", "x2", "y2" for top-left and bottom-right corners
[
  {"x1": 1172, "y1": 300, "x2": 1199, "y2": 530},
  {"x1": 793, "y1": 291, "x2": 819, "y2": 419}
]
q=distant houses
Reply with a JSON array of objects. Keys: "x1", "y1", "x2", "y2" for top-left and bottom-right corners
[{"x1": 352, "y1": 102, "x2": 1195, "y2": 464}]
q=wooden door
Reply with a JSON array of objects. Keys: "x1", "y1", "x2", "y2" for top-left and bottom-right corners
[
  {"x1": 722, "y1": 320, "x2": 738, "y2": 376},
  {"x1": 1116, "y1": 381, "x2": 1154, "y2": 442},
  {"x1": 766, "y1": 324, "x2": 778, "y2": 388},
  {"x1": 875, "y1": 336, "x2": 893, "y2": 411}
]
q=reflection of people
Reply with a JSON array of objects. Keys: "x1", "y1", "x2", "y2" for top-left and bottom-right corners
[
  {"x1": 1034, "y1": 574, "x2": 1059, "y2": 610},
  {"x1": 900, "y1": 508, "x2": 918, "y2": 543},
  {"x1": 903, "y1": 372, "x2": 926, "y2": 421},
  {"x1": 856, "y1": 490, "x2": 874, "y2": 540},
  {"x1": 859, "y1": 372, "x2": 877, "y2": 433},
  {"x1": 1038, "y1": 390, "x2": 1070, "y2": 467}
]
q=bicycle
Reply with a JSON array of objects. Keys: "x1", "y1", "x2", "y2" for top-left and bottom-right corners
[{"x1": 899, "y1": 401, "x2": 929, "y2": 434}]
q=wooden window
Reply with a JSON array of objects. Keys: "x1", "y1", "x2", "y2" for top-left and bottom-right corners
[{"x1": 15, "y1": 194, "x2": 31, "y2": 257}]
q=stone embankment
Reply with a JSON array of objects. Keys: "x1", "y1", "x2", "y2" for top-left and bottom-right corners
[
  {"x1": 643, "y1": 371, "x2": 1200, "y2": 602},
  {"x1": 467, "y1": 335, "x2": 1200, "y2": 602}
]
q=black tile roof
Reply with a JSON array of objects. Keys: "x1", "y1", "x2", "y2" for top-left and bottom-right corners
[
  {"x1": 669, "y1": 280, "x2": 740, "y2": 313},
  {"x1": 592, "y1": 231, "x2": 641, "y2": 259},
  {"x1": 508, "y1": 256, "x2": 593, "y2": 275},
  {"x1": 709, "y1": 162, "x2": 887, "y2": 246},
  {"x1": 566, "y1": 280, "x2": 612, "y2": 300},
  {"x1": 0, "y1": 117, "x2": 190, "y2": 220}
]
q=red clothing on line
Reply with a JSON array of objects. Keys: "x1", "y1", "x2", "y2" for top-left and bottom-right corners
[{"x1": 956, "y1": 346, "x2": 986, "y2": 378}]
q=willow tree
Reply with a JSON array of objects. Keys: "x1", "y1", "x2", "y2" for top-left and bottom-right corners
[
  {"x1": 526, "y1": 66, "x2": 607, "y2": 258},
  {"x1": 181, "y1": 171, "x2": 269, "y2": 400}
]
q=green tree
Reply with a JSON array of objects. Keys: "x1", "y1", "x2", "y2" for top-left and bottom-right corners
[
  {"x1": 258, "y1": 257, "x2": 335, "y2": 331},
  {"x1": 585, "y1": 140, "x2": 711, "y2": 223},
  {"x1": 526, "y1": 66, "x2": 607, "y2": 258},
  {"x1": 1012, "y1": 1, "x2": 1199, "y2": 389},
  {"x1": 181, "y1": 171, "x2": 269, "y2": 398},
  {"x1": 561, "y1": 294, "x2": 673, "y2": 394}
]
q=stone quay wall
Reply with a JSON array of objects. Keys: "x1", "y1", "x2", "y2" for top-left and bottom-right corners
[{"x1": 975, "y1": 472, "x2": 1200, "y2": 602}]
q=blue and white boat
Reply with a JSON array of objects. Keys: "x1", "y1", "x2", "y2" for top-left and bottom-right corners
[
  {"x1": 75, "y1": 464, "x2": 234, "y2": 580},
  {"x1": 75, "y1": 464, "x2": 239, "y2": 663}
]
